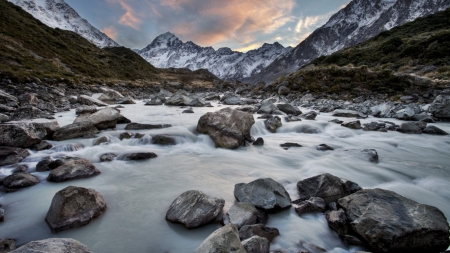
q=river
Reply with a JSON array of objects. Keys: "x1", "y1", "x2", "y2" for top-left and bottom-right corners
[{"x1": 1, "y1": 100, "x2": 449, "y2": 253}]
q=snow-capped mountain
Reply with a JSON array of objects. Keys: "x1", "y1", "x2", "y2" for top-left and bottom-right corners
[
  {"x1": 138, "y1": 32, "x2": 292, "y2": 80},
  {"x1": 8, "y1": 0, "x2": 119, "y2": 48},
  {"x1": 247, "y1": 0, "x2": 450, "y2": 84}
]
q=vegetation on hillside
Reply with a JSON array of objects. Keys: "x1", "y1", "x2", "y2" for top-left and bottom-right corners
[
  {"x1": 0, "y1": 0, "x2": 160, "y2": 83},
  {"x1": 310, "y1": 7, "x2": 450, "y2": 80}
]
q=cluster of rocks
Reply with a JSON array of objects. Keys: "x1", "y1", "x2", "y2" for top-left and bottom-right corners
[{"x1": 165, "y1": 174, "x2": 450, "y2": 253}]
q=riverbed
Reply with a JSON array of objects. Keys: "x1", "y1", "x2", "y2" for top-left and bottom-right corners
[{"x1": 1, "y1": 101, "x2": 449, "y2": 253}]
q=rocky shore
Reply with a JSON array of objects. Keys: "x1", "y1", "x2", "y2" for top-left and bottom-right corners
[{"x1": 1, "y1": 78, "x2": 450, "y2": 252}]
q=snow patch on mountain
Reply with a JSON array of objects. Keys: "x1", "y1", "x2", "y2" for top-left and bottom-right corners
[
  {"x1": 8, "y1": 0, "x2": 119, "y2": 48},
  {"x1": 139, "y1": 32, "x2": 292, "y2": 80}
]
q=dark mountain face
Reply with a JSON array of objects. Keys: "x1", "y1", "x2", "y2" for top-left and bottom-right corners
[{"x1": 246, "y1": 0, "x2": 450, "y2": 84}]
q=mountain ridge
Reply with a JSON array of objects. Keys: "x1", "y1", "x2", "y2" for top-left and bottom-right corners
[
  {"x1": 138, "y1": 32, "x2": 292, "y2": 80},
  {"x1": 246, "y1": 0, "x2": 450, "y2": 84},
  {"x1": 7, "y1": 0, "x2": 119, "y2": 48}
]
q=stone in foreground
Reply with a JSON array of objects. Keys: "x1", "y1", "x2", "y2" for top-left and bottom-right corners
[
  {"x1": 338, "y1": 188, "x2": 450, "y2": 253},
  {"x1": 296, "y1": 173, "x2": 361, "y2": 203},
  {"x1": 194, "y1": 224, "x2": 246, "y2": 253},
  {"x1": 234, "y1": 178, "x2": 291, "y2": 212},
  {"x1": 242, "y1": 236, "x2": 270, "y2": 253},
  {"x1": 10, "y1": 238, "x2": 93, "y2": 253},
  {"x1": 197, "y1": 107, "x2": 255, "y2": 149},
  {"x1": 47, "y1": 157, "x2": 100, "y2": 182},
  {"x1": 166, "y1": 190, "x2": 224, "y2": 229},
  {"x1": 45, "y1": 186, "x2": 107, "y2": 233},
  {"x1": 225, "y1": 202, "x2": 258, "y2": 229},
  {"x1": 239, "y1": 224, "x2": 280, "y2": 242},
  {"x1": 3, "y1": 172, "x2": 39, "y2": 189},
  {"x1": 0, "y1": 146, "x2": 30, "y2": 166}
]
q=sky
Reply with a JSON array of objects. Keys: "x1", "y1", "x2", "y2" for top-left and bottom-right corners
[{"x1": 65, "y1": 0, "x2": 351, "y2": 52}]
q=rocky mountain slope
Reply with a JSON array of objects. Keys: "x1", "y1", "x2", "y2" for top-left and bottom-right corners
[
  {"x1": 247, "y1": 0, "x2": 450, "y2": 84},
  {"x1": 257, "y1": 8, "x2": 450, "y2": 99},
  {"x1": 7, "y1": 0, "x2": 119, "y2": 48},
  {"x1": 139, "y1": 32, "x2": 292, "y2": 80}
]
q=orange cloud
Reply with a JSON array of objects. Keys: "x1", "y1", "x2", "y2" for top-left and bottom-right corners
[
  {"x1": 102, "y1": 26, "x2": 118, "y2": 40},
  {"x1": 156, "y1": 0, "x2": 295, "y2": 46},
  {"x1": 107, "y1": 0, "x2": 142, "y2": 30}
]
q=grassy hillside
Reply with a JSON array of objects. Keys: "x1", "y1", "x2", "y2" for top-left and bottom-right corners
[
  {"x1": 0, "y1": 0, "x2": 159, "y2": 83},
  {"x1": 310, "y1": 7, "x2": 450, "y2": 80}
]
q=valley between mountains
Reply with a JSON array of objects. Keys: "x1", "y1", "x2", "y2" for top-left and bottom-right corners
[{"x1": 1, "y1": 0, "x2": 450, "y2": 253}]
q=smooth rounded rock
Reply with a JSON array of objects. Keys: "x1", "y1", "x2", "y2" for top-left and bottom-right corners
[
  {"x1": 152, "y1": 135, "x2": 176, "y2": 145},
  {"x1": 234, "y1": 178, "x2": 291, "y2": 213},
  {"x1": 47, "y1": 158, "x2": 100, "y2": 182},
  {"x1": 3, "y1": 172, "x2": 39, "y2": 189},
  {"x1": 225, "y1": 202, "x2": 258, "y2": 229},
  {"x1": 166, "y1": 190, "x2": 225, "y2": 229},
  {"x1": 0, "y1": 146, "x2": 30, "y2": 166},
  {"x1": 45, "y1": 186, "x2": 106, "y2": 233},
  {"x1": 264, "y1": 116, "x2": 282, "y2": 133},
  {"x1": 338, "y1": 188, "x2": 450, "y2": 253},
  {"x1": 194, "y1": 224, "x2": 246, "y2": 253}
]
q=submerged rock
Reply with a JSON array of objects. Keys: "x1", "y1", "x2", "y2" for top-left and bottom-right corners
[
  {"x1": 152, "y1": 135, "x2": 176, "y2": 145},
  {"x1": 47, "y1": 157, "x2": 100, "y2": 182},
  {"x1": 239, "y1": 224, "x2": 280, "y2": 243},
  {"x1": 264, "y1": 116, "x2": 282, "y2": 133},
  {"x1": 10, "y1": 238, "x2": 93, "y2": 253},
  {"x1": 316, "y1": 144, "x2": 334, "y2": 151},
  {"x1": 125, "y1": 123, "x2": 172, "y2": 130},
  {"x1": 338, "y1": 188, "x2": 450, "y2": 253},
  {"x1": 296, "y1": 173, "x2": 361, "y2": 203},
  {"x1": 121, "y1": 152, "x2": 157, "y2": 160},
  {"x1": 422, "y1": 125, "x2": 449, "y2": 135},
  {"x1": 225, "y1": 202, "x2": 258, "y2": 229},
  {"x1": 0, "y1": 146, "x2": 30, "y2": 166},
  {"x1": 234, "y1": 178, "x2": 291, "y2": 212},
  {"x1": 397, "y1": 122, "x2": 422, "y2": 134},
  {"x1": 194, "y1": 224, "x2": 246, "y2": 253},
  {"x1": 166, "y1": 190, "x2": 224, "y2": 229},
  {"x1": 52, "y1": 122, "x2": 99, "y2": 141},
  {"x1": 294, "y1": 197, "x2": 326, "y2": 216},
  {"x1": 3, "y1": 172, "x2": 39, "y2": 189},
  {"x1": 45, "y1": 186, "x2": 107, "y2": 233},
  {"x1": 280, "y1": 143, "x2": 302, "y2": 150},
  {"x1": 242, "y1": 236, "x2": 270, "y2": 253},
  {"x1": 197, "y1": 107, "x2": 255, "y2": 149},
  {"x1": 338, "y1": 149, "x2": 379, "y2": 163}
]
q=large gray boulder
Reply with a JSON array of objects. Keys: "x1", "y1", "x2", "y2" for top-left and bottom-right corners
[
  {"x1": 166, "y1": 190, "x2": 224, "y2": 229},
  {"x1": 45, "y1": 186, "x2": 107, "y2": 233},
  {"x1": 0, "y1": 146, "x2": 30, "y2": 166},
  {"x1": 234, "y1": 178, "x2": 291, "y2": 212},
  {"x1": 239, "y1": 224, "x2": 280, "y2": 242},
  {"x1": 47, "y1": 157, "x2": 101, "y2": 182},
  {"x1": 74, "y1": 107, "x2": 120, "y2": 130},
  {"x1": 397, "y1": 122, "x2": 422, "y2": 134},
  {"x1": 194, "y1": 224, "x2": 246, "y2": 253},
  {"x1": 77, "y1": 95, "x2": 108, "y2": 106},
  {"x1": 394, "y1": 106, "x2": 415, "y2": 120},
  {"x1": 277, "y1": 104, "x2": 301, "y2": 116},
  {"x1": 0, "y1": 121, "x2": 47, "y2": 148},
  {"x1": 225, "y1": 202, "x2": 258, "y2": 229},
  {"x1": 338, "y1": 188, "x2": 450, "y2": 253},
  {"x1": 52, "y1": 122, "x2": 99, "y2": 141},
  {"x1": 264, "y1": 116, "x2": 282, "y2": 133},
  {"x1": 242, "y1": 236, "x2": 270, "y2": 253},
  {"x1": 197, "y1": 107, "x2": 255, "y2": 149},
  {"x1": 257, "y1": 101, "x2": 277, "y2": 114},
  {"x1": 332, "y1": 109, "x2": 366, "y2": 118},
  {"x1": 189, "y1": 97, "x2": 208, "y2": 107},
  {"x1": 3, "y1": 172, "x2": 39, "y2": 189},
  {"x1": 429, "y1": 95, "x2": 450, "y2": 120},
  {"x1": 98, "y1": 90, "x2": 124, "y2": 103},
  {"x1": 165, "y1": 92, "x2": 192, "y2": 106},
  {"x1": 10, "y1": 238, "x2": 93, "y2": 253},
  {"x1": 296, "y1": 173, "x2": 361, "y2": 203}
]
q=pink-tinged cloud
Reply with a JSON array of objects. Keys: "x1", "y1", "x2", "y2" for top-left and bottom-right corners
[
  {"x1": 107, "y1": 0, "x2": 142, "y2": 30},
  {"x1": 152, "y1": 0, "x2": 295, "y2": 47},
  {"x1": 102, "y1": 26, "x2": 118, "y2": 40}
]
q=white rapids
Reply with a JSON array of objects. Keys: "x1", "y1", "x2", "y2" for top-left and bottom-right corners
[{"x1": 0, "y1": 101, "x2": 449, "y2": 253}]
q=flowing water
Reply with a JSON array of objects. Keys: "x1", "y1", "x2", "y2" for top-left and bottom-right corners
[{"x1": 1, "y1": 101, "x2": 450, "y2": 253}]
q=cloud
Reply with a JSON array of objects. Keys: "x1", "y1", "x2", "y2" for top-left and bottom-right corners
[
  {"x1": 295, "y1": 14, "x2": 329, "y2": 33},
  {"x1": 102, "y1": 26, "x2": 118, "y2": 40},
  {"x1": 107, "y1": 0, "x2": 142, "y2": 30},
  {"x1": 149, "y1": 0, "x2": 295, "y2": 47}
]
